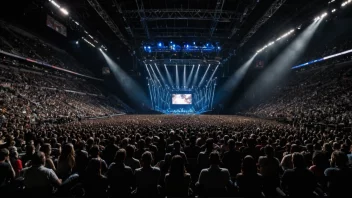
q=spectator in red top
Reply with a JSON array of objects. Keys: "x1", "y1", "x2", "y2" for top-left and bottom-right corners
[{"x1": 9, "y1": 149, "x2": 22, "y2": 177}]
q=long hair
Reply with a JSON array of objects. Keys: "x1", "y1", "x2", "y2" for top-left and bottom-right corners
[
  {"x1": 59, "y1": 143, "x2": 75, "y2": 168},
  {"x1": 169, "y1": 155, "x2": 186, "y2": 177}
]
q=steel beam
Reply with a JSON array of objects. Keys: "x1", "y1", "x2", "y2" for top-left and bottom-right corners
[
  {"x1": 86, "y1": 0, "x2": 130, "y2": 48},
  {"x1": 228, "y1": 1, "x2": 257, "y2": 39},
  {"x1": 210, "y1": 0, "x2": 226, "y2": 37},
  {"x1": 135, "y1": 0, "x2": 150, "y2": 39},
  {"x1": 239, "y1": 0, "x2": 287, "y2": 47},
  {"x1": 121, "y1": 9, "x2": 240, "y2": 22},
  {"x1": 113, "y1": 0, "x2": 134, "y2": 38}
]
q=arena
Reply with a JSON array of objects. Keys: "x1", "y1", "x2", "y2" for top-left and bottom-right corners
[{"x1": 1, "y1": 0, "x2": 352, "y2": 197}]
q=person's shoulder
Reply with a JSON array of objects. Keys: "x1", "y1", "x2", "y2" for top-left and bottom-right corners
[
  {"x1": 124, "y1": 165, "x2": 133, "y2": 172},
  {"x1": 152, "y1": 166, "x2": 160, "y2": 172},
  {"x1": 220, "y1": 167, "x2": 230, "y2": 172},
  {"x1": 135, "y1": 167, "x2": 142, "y2": 173},
  {"x1": 324, "y1": 167, "x2": 338, "y2": 176}
]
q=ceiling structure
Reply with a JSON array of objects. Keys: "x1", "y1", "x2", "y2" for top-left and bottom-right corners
[{"x1": 10, "y1": 0, "x2": 335, "y2": 71}]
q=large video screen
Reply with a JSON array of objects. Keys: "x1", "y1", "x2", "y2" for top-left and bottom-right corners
[
  {"x1": 46, "y1": 15, "x2": 67, "y2": 37},
  {"x1": 172, "y1": 94, "x2": 192, "y2": 105}
]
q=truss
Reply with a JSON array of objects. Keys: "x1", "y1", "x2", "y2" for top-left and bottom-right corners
[
  {"x1": 87, "y1": 0, "x2": 130, "y2": 48},
  {"x1": 239, "y1": 0, "x2": 287, "y2": 47},
  {"x1": 135, "y1": 0, "x2": 150, "y2": 39},
  {"x1": 228, "y1": 1, "x2": 258, "y2": 39},
  {"x1": 136, "y1": 31, "x2": 227, "y2": 39},
  {"x1": 113, "y1": 0, "x2": 134, "y2": 38},
  {"x1": 209, "y1": 0, "x2": 226, "y2": 37},
  {"x1": 121, "y1": 9, "x2": 240, "y2": 22}
]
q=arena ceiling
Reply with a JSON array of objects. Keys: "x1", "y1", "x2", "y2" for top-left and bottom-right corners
[
  {"x1": 2, "y1": 0, "x2": 333, "y2": 68},
  {"x1": 40, "y1": 0, "x2": 329, "y2": 62}
]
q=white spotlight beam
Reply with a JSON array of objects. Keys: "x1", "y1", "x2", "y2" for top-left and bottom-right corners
[
  {"x1": 175, "y1": 65, "x2": 179, "y2": 88},
  {"x1": 183, "y1": 65, "x2": 187, "y2": 87},
  {"x1": 236, "y1": 20, "x2": 322, "y2": 109},
  {"x1": 198, "y1": 64, "x2": 211, "y2": 87},
  {"x1": 192, "y1": 64, "x2": 201, "y2": 86},
  {"x1": 164, "y1": 64, "x2": 174, "y2": 87},
  {"x1": 207, "y1": 64, "x2": 220, "y2": 86},
  {"x1": 186, "y1": 65, "x2": 195, "y2": 87},
  {"x1": 154, "y1": 64, "x2": 167, "y2": 86}
]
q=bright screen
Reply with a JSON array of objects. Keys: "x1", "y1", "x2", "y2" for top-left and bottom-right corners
[{"x1": 172, "y1": 94, "x2": 192, "y2": 105}]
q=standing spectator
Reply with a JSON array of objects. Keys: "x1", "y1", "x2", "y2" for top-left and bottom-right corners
[
  {"x1": 124, "y1": 145, "x2": 140, "y2": 173},
  {"x1": 281, "y1": 152, "x2": 317, "y2": 197},
  {"x1": 258, "y1": 145, "x2": 280, "y2": 196},
  {"x1": 134, "y1": 151, "x2": 161, "y2": 197},
  {"x1": 164, "y1": 155, "x2": 192, "y2": 197},
  {"x1": 21, "y1": 144, "x2": 35, "y2": 167},
  {"x1": 196, "y1": 151, "x2": 232, "y2": 197},
  {"x1": 197, "y1": 138, "x2": 213, "y2": 171},
  {"x1": 83, "y1": 158, "x2": 108, "y2": 198},
  {"x1": 106, "y1": 149, "x2": 134, "y2": 197},
  {"x1": 236, "y1": 155, "x2": 263, "y2": 197}
]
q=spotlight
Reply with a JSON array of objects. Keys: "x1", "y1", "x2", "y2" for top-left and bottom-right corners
[
  {"x1": 148, "y1": 46, "x2": 151, "y2": 49},
  {"x1": 186, "y1": 45, "x2": 189, "y2": 48},
  {"x1": 218, "y1": 46, "x2": 221, "y2": 50},
  {"x1": 158, "y1": 43, "x2": 162, "y2": 47},
  {"x1": 321, "y1": 12, "x2": 328, "y2": 18},
  {"x1": 193, "y1": 42, "x2": 196, "y2": 45},
  {"x1": 332, "y1": 9, "x2": 336, "y2": 12},
  {"x1": 76, "y1": 41, "x2": 79, "y2": 44},
  {"x1": 60, "y1": 8, "x2": 69, "y2": 15},
  {"x1": 99, "y1": 48, "x2": 102, "y2": 51}
]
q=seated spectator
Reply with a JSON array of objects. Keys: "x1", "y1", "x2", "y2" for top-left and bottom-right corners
[
  {"x1": 134, "y1": 151, "x2": 161, "y2": 197},
  {"x1": 102, "y1": 136, "x2": 119, "y2": 166},
  {"x1": 222, "y1": 139, "x2": 242, "y2": 179},
  {"x1": 124, "y1": 145, "x2": 140, "y2": 173},
  {"x1": 9, "y1": 149, "x2": 22, "y2": 177},
  {"x1": 281, "y1": 152, "x2": 317, "y2": 197},
  {"x1": 236, "y1": 155, "x2": 263, "y2": 197},
  {"x1": 197, "y1": 138, "x2": 213, "y2": 171},
  {"x1": 106, "y1": 149, "x2": 134, "y2": 197},
  {"x1": 324, "y1": 151, "x2": 352, "y2": 197},
  {"x1": 21, "y1": 144, "x2": 35, "y2": 167},
  {"x1": 258, "y1": 145, "x2": 280, "y2": 196},
  {"x1": 0, "y1": 148, "x2": 15, "y2": 190},
  {"x1": 281, "y1": 144, "x2": 300, "y2": 170},
  {"x1": 82, "y1": 158, "x2": 108, "y2": 198},
  {"x1": 164, "y1": 155, "x2": 192, "y2": 197},
  {"x1": 57, "y1": 143, "x2": 75, "y2": 180},
  {"x1": 21, "y1": 151, "x2": 61, "y2": 197},
  {"x1": 309, "y1": 151, "x2": 329, "y2": 188},
  {"x1": 75, "y1": 141, "x2": 89, "y2": 176},
  {"x1": 88, "y1": 145, "x2": 107, "y2": 173},
  {"x1": 40, "y1": 143, "x2": 56, "y2": 171},
  {"x1": 196, "y1": 151, "x2": 232, "y2": 197}
]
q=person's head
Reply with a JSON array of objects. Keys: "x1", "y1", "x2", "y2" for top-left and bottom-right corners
[
  {"x1": 330, "y1": 151, "x2": 348, "y2": 168},
  {"x1": 290, "y1": 144, "x2": 299, "y2": 153},
  {"x1": 174, "y1": 141, "x2": 181, "y2": 152},
  {"x1": 60, "y1": 143, "x2": 75, "y2": 160},
  {"x1": 169, "y1": 155, "x2": 186, "y2": 176},
  {"x1": 209, "y1": 151, "x2": 220, "y2": 166},
  {"x1": 31, "y1": 151, "x2": 46, "y2": 166},
  {"x1": 86, "y1": 158, "x2": 102, "y2": 176},
  {"x1": 292, "y1": 152, "x2": 306, "y2": 169},
  {"x1": 312, "y1": 151, "x2": 328, "y2": 168},
  {"x1": 141, "y1": 151, "x2": 153, "y2": 167},
  {"x1": 242, "y1": 155, "x2": 257, "y2": 175},
  {"x1": 89, "y1": 145, "x2": 100, "y2": 158},
  {"x1": 126, "y1": 145, "x2": 135, "y2": 158},
  {"x1": 114, "y1": 149, "x2": 126, "y2": 164},
  {"x1": 0, "y1": 148, "x2": 9, "y2": 161},
  {"x1": 25, "y1": 144, "x2": 35, "y2": 155},
  {"x1": 228, "y1": 139, "x2": 236, "y2": 150},
  {"x1": 205, "y1": 138, "x2": 213, "y2": 152},
  {"x1": 40, "y1": 143, "x2": 51, "y2": 157},
  {"x1": 264, "y1": 145, "x2": 275, "y2": 157}
]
